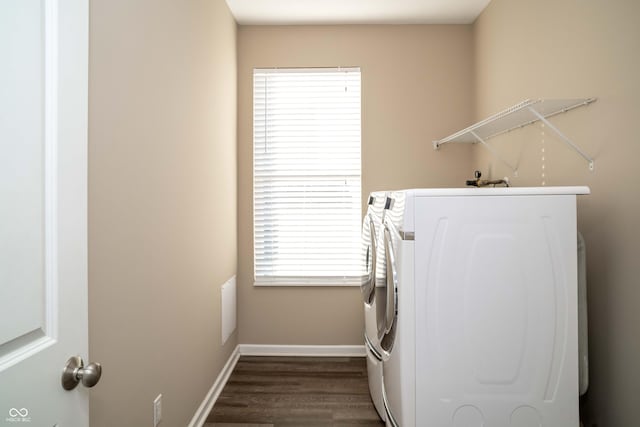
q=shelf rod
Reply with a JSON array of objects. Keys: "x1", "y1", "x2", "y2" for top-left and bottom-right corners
[
  {"x1": 527, "y1": 107, "x2": 595, "y2": 171},
  {"x1": 470, "y1": 130, "x2": 518, "y2": 175}
]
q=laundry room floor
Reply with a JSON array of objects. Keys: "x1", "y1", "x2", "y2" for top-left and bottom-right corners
[{"x1": 205, "y1": 356, "x2": 385, "y2": 426}]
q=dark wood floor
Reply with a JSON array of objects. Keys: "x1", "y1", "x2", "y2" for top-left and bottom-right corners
[{"x1": 205, "y1": 356, "x2": 385, "y2": 427}]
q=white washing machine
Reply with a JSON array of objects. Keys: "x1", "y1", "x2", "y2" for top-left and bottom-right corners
[
  {"x1": 361, "y1": 192, "x2": 387, "y2": 421},
  {"x1": 380, "y1": 187, "x2": 590, "y2": 427}
]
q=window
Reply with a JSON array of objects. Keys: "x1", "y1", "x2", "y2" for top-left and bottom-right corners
[{"x1": 253, "y1": 67, "x2": 362, "y2": 286}]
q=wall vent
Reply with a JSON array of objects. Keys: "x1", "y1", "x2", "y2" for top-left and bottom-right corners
[{"x1": 221, "y1": 276, "x2": 237, "y2": 345}]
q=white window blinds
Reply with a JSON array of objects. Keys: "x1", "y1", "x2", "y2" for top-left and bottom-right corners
[{"x1": 253, "y1": 67, "x2": 362, "y2": 286}]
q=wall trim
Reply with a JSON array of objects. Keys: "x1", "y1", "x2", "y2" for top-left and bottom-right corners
[
  {"x1": 239, "y1": 344, "x2": 366, "y2": 357},
  {"x1": 188, "y1": 344, "x2": 365, "y2": 426},
  {"x1": 188, "y1": 344, "x2": 240, "y2": 427}
]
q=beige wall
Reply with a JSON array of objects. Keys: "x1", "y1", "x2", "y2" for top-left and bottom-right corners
[
  {"x1": 84, "y1": 2, "x2": 640, "y2": 423},
  {"x1": 474, "y1": 1, "x2": 640, "y2": 425},
  {"x1": 237, "y1": 25, "x2": 474, "y2": 344},
  {"x1": 88, "y1": 0, "x2": 237, "y2": 425}
]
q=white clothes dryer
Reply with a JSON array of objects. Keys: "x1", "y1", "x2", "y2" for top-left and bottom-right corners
[
  {"x1": 361, "y1": 192, "x2": 387, "y2": 421},
  {"x1": 381, "y1": 187, "x2": 589, "y2": 427}
]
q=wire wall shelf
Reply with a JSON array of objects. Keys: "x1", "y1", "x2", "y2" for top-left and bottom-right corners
[{"x1": 433, "y1": 98, "x2": 597, "y2": 172}]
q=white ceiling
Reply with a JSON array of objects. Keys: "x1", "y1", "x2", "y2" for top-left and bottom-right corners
[{"x1": 225, "y1": 0, "x2": 492, "y2": 25}]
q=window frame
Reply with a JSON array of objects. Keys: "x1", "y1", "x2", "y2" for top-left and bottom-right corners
[{"x1": 252, "y1": 67, "x2": 363, "y2": 287}]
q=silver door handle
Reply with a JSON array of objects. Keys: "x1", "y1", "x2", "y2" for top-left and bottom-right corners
[{"x1": 62, "y1": 356, "x2": 102, "y2": 390}]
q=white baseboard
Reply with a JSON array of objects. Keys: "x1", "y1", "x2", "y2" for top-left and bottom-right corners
[
  {"x1": 188, "y1": 343, "x2": 365, "y2": 426},
  {"x1": 188, "y1": 344, "x2": 240, "y2": 427},
  {"x1": 239, "y1": 344, "x2": 366, "y2": 357}
]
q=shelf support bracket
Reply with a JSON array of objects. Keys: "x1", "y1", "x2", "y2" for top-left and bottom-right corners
[
  {"x1": 470, "y1": 131, "x2": 518, "y2": 176},
  {"x1": 527, "y1": 107, "x2": 595, "y2": 171}
]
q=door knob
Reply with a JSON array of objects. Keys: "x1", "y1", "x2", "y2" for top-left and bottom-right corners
[{"x1": 61, "y1": 356, "x2": 102, "y2": 390}]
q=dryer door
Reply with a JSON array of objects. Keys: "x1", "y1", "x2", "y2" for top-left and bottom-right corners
[
  {"x1": 361, "y1": 214, "x2": 377, "y2": 304},
  {"x1": 379, "y1": 220, "x2": 399, "y2": 354}
]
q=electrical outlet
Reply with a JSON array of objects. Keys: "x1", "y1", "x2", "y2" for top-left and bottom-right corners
[{"x1": 153, "y1": 394, "x2": 162, "y2": 426}]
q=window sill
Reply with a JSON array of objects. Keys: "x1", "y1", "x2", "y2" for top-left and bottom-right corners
[{"x1": 254, "y1": 277, "x2": 364, "y2": 287}]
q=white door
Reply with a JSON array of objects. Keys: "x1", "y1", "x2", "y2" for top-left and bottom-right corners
[{"x1": 0, "y1": 0, "x2": 90, "y2": 425}]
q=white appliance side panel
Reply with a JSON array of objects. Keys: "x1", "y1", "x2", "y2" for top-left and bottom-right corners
[
  {"x1": 414, "y1": 195, "x2": 579, "y2": 427},
  {"x1": 365, "y1": 343, "x2": 386, "y2": 421},
  {"x1": 382, "y1": 239, "x2": 415, "y2": 427},
  {"x1": 364, "y1": 299, "x2": 382, "y2": 352}
]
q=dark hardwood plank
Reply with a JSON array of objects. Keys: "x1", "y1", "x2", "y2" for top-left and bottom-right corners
[
  {"x1": 204, "y1": 424, "x2": 274, "y2": 427},
  {"x1": 206, "y1": 356, "x2": 385, "y2": 427}
]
